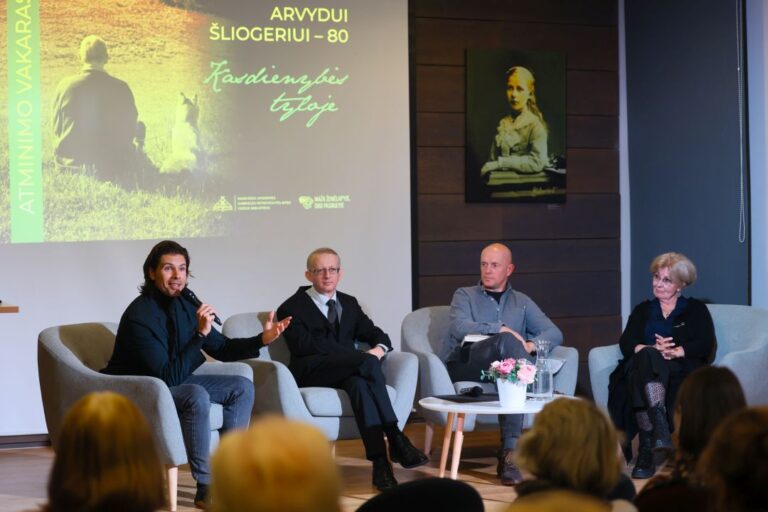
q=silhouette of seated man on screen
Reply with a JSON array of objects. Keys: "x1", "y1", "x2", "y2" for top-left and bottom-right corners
[{"x1": 52, "y1": 35, "x2": 145, "y2": 189}]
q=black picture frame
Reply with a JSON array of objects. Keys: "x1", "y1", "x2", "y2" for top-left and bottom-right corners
[{"x1": 465, "y1": 50, "x2": 567, "y2": 203}]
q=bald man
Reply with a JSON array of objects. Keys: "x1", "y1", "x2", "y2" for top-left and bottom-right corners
[{"x1": 447, "y1": 243, "x2": 562, "y2": 485}]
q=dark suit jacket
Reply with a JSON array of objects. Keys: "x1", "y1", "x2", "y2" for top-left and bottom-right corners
[
  {"x1": 276, "y1": 286, "x2": 392, "y2": 382},
  {"x1": 103, "y1": 290, "x2": 264, "y2": 387}
]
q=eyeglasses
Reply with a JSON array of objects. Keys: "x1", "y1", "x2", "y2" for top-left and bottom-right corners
[
  {"x1": 652, "y1": 273, "x2": 676, "y2": 287},
  {"x1": 310, "y1": 267, "x2": 340, "y2": 276}
]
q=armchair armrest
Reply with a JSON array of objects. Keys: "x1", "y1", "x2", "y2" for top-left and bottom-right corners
[
  {"x1": 194, "y1": 361, "x2": 253, "y2": 381},
  {"x1": 38, "y1": 343, "x2": 187, "y2": 465},
  {"x1": 551, "y1": 345, "x2": 579, "y2": 396},
  {"x1": 238, "y1": 358, "x2": 313, "y2": 422},
  {"x1": 718, "y1": 347, "x2": 768, "y2": 406},
  {"x1": 381, "y1": 351, "x2": 418, "y2": 430},
  {"x1": 588, "y1": 344, "x2": 622, "y2": 410}
]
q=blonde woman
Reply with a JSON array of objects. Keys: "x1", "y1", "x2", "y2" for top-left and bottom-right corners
[
  {"x1": 608, "y1": 252, "x2": 714, "y2": 479},
  {"x1": 514, "y1": 398, "x2": 634, "y2": 511},
  {"x1": 210, "y1": 416, "x2": 341, "y2": 512}
]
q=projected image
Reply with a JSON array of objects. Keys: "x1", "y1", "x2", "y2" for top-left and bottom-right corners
[
  {"x1": 465, "y1": 49, "x2": 567, "y2": 203},
  {"x1": 3, "y1": 1, "x2": 369, "y2": 244}
]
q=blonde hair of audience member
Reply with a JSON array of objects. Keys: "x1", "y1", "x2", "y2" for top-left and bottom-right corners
[
  {"x1": 649, "y1": 252, "x2": 697, "y2": 287},
  {"x1": 210, "y1": 415, "x2": 341, "y2": 512},
  {"x1": 506, "y1": 489, "x2": 610, "y2": 512},
  {"x1": 698, "y1": 407, "x2": 768, "y2": 512},
  {"x1": 45, "y1": 392, "x2": 164, "y2": 512},
  {"x1": 515, "y1": 399, "x2": 622, "y2": 497}
]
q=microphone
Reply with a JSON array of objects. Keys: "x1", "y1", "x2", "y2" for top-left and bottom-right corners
[
  {"x1": 458, "y1": 386, "x2": 484, "y2": 397},
  {"x1": 180, "y1": 287, "x2": 222, "y2": 326}
]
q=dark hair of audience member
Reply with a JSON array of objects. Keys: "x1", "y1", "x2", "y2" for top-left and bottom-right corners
[
  {"x1": 674, "y1": 365, "x2": 746, "y2": 474},
  {"x1": 44, "y1": 392, "x2": 164, "y2": 512},
  {"x1": 697, "y1": 406, "x2": 768, "y2": 512}
]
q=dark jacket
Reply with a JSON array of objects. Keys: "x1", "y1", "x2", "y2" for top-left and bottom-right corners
[
  {"x1": 608, "y1": 297, "x2": 715, "y2": 449},
  {"x1": 276, "y1": 286, "x2": 391, "y2": 382},
  {"x1": 103, "y1": 289, "x2": 264, "y2": 387}
]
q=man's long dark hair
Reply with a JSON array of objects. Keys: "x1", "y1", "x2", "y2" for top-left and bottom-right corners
[{"x1": 140, "y1": 240, "x2": 190, "y2": 295}]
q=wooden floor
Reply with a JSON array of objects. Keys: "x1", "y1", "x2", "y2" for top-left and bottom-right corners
[{"x1": 0, "y1": 422, "x2": 647, "y2": 512}]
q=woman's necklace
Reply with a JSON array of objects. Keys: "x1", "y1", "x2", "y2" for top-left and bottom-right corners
[{"x1": 660, "y1": 301, "x2": 676, "y2": 319}]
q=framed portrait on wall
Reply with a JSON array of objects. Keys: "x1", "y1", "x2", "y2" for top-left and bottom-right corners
[{"x1": 465, "y1": 49, "x2": 567, "y2": 203}]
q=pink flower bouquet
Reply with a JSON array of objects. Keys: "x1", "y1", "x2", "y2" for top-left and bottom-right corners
[{"x1": 481, "y1": 358, "x2": 536, "y2": 385}]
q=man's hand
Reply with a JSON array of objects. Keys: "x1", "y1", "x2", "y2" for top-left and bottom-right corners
[
  {"x1": 499, "y1": 326, "x2": 535, "y2": 354},
  {"x1": 195, "y1": 303, "x2": 218, "y2": 336},
  {"x1": 367, "y1": 346, "x2": 386, "y2": 360},
  {"x1": 262, "y1": 311, "x2": 291, "y2": 344}
]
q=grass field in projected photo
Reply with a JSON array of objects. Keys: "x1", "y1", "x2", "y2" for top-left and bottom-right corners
[{"x1": 0, "y1": 0, "x2": 232, "y2": 243}]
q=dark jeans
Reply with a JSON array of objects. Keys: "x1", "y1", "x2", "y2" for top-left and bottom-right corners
[
  {"x1": 169, "y1": 374, "x2": 254, "y2": 485},
  {"x1": 447, "y1": 333, "x2": 535, "y2": 445}
]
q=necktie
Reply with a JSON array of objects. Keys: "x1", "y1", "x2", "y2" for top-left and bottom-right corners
[{"x1": 327, "y1": 299, "x2": 339, "y2": 331}]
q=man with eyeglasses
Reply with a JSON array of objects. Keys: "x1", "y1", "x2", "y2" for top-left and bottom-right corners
[
  {"x1": 448, "y1": 242, "x2": 563, "y2": 485},
  {"x1": 277, "y1": 247, "x2": 427, "y2": 492}
]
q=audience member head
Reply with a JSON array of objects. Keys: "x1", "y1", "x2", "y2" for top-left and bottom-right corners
[
  {"x1": 515, "y1": 399, "x2": 621, "y2": 497},
  {"x1": 506, "y1": 490, "x2": 610, "y2": 512},
  {"x1": 45, "y1": 392, "x2": 164, "y2": 512},
  {"x1": 698, "y1": 406, "x2": 768, "y2": 512},
  {"x1": 649, "y1": 252, "x2": 697, "y2": 287},
  {"x1": 674, "y1": 365, "x2": 746, "y2": 472},
  {"x1": 356, "y1": 478, "x2": 483, "y2": 512},
  {"x1": 210, "y1": 415, "x2": 341, "y2": 512},
  {"x1": 79, "y1": 35, "x2": 109, "y2": 67},
  {"x1": 140, "y1": 240, "x2": 190, "y2": 295}
]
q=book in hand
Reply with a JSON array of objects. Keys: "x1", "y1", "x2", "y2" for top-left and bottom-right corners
[{"x1": 461, "y1": 334, "x2": 489, "y2": 347}]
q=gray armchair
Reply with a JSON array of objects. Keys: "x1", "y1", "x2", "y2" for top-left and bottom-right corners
[
  {"x1": 589, "y1": 304, "x2": 768, "y2": 409},
  {"x1": 401, "y1": 306, "x2": 579, "y2": 453},
  {"x1": 37, "y1": 322, "x2": 253, "y2": 511},
  {"x1": 222, "y1": 312, "x2": 418, "y2": 440}
]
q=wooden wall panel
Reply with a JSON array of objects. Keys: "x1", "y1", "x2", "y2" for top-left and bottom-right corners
[
  {"x1": 413, "y1": 0, "x2": 617, "y2": 26},
  {"x1": 411, "y1": 0, "x2": 620, "y2": 399},
  {"x1": 418, "y1": 194, "x2": 620, "y2": 241},
  {"x1": 418, "y1": 239, "x2": 620, "y2": 275},
  {"x1": 419, "y1": 272, "x2": 620, "y2": 317},
  {"x1": 414, "y1": 19, "x2": 618, "y2": 70}
]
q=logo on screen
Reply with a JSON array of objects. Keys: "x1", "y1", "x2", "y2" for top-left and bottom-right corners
[{"x1": 299, "y1": 196, "x2": 314, "y2": 209}]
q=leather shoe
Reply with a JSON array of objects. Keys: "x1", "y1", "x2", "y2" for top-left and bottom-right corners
[
  {"x1": 194, "y1": 483, "x2": 210, "y2": 509},
  {"x1": 388, "y1": 432, "x2": 428, "y2": 469},
  {"x1": 498, "y1": 448, "x2": 523, "y2": 485},
  {"x1": 372, "y1": 456, "x2": 398, "y2": 491}
]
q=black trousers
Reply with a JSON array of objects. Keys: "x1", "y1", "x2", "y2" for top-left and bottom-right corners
[
  {"x1": 626, "y1": 347, "x2": 682, "y2": 409},
  {"x1": 294, "y1": 352, "x2": 397, "y2": 458}
]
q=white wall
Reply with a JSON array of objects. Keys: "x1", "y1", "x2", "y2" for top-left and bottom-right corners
[{"x1": 747, "y1": 0, "x2": 768, "y2": 308}]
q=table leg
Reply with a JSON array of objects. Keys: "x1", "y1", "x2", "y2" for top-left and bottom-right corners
[
  {"x1": 450, "y1": 413, "x2": 466, "y2": 480},
  {"x1": 439, "y1": 412, "x2": 455, "y2": 478}
]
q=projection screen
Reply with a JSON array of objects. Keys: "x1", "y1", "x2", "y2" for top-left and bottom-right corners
[{"x1": 0, "y1": 0, "x2": 411, "y2": 435}]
